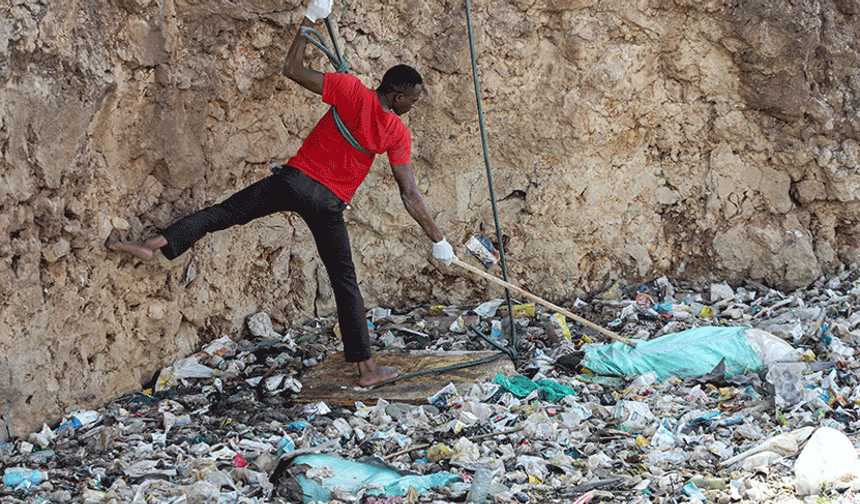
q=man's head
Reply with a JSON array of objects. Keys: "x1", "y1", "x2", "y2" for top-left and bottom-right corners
[{"x1": 378, "y1": 64, "x2": 424, "y2": 116}]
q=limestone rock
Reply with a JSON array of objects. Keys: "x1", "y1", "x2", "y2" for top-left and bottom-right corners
[{"x1": 2, "y1": 0, "x2": 860, "y2": 435}]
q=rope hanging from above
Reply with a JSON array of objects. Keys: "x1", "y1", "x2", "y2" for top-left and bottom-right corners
[{"x1": 300, "y1": 20, "x2": 373, "y2": 156}]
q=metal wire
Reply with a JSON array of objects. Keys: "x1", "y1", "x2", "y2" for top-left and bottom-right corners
[{"x1": 465, "y1": 0, "x2": 519, "y2": 367}]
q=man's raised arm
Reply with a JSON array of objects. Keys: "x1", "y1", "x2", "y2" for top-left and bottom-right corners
[{"x1": 283, "y1": 0, "x2": 332, "y2": 95}]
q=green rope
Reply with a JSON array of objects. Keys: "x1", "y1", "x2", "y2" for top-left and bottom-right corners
[
  {"x1": 300, "y1": 24, "x2": 349, "y2": 73},
  {"x1": 300, "y1": 21, "x2": 373, "y2": 156}
]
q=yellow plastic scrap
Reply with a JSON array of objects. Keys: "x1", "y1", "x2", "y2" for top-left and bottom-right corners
[
  {"x1": 800, "y1": 349, "x2": 816, "y2": 362},
  {"x1": 425, "y1": 305, "x2": 447, "y2": 316},
  {"x1": 636, "y1": 434, "x2": 650, "y2": 450},
  {"x1": 600, "y1": 282, "x2": 623, "y2": 301},
  {"x1": 449, "y1": 420, "x2": 467, "y2": 434},
  {"x1": 549, "y1": 313, "x2": 571, "y2": 340},
  {"x1": 576, "y1": 334, "x2": 595, "y2": 349},
  {"x1": 508, "y1": 303, "x2": 535, "y2": 318},
  {"x1": 775, "y1": 410, "x2": 787, "y2": 426},
  {"x1": 154, "y1": 370, "x2": 178, "y2": 393},
  {"x1": 427, "y1": 444, "x2": 452, "y2": 463}
]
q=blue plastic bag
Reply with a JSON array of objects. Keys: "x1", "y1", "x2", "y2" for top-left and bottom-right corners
[{"x1": 289, "y1": 453, "x2": 460, "y2": 503}]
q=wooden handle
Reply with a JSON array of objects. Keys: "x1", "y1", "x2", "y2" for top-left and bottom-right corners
[{"x1": 451, "y1": 257, "x2": 636, "y2": 347}]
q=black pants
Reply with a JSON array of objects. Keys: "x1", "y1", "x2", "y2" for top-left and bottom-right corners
[{"x1": 160, "y1": 165, "x2": 371, "y2": 362}]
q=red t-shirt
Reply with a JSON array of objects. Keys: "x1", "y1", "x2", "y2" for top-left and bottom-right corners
[{"x1": 287, "y1": 73, "x2": 412, "y2": 202}]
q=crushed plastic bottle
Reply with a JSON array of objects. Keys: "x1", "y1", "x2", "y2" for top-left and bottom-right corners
[{"x1": 3, "y1": 467, "x2": 46, "y2": 487}]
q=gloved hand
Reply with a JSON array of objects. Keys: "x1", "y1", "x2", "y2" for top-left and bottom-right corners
[
  {"x1": 432, "y1": 238, "x2": 456, "y2": 266},
  {"x1": 305, "y1": 0, "x2": 332, "y2": 22}
]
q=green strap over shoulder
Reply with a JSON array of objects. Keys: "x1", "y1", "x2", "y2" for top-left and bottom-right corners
[{"x1": 300, "y1": 22, "x2": 374, "y2": 156}]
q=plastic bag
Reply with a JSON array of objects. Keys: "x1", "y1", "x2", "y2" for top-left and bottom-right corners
[
  {"x1": 285, "y1": 453, "x2": 460, "y2": 503},
  {"x1": 492, "y1": 373, "x2": 578, "y2": 402},
  {"x1": 794, "y1": 427, "x2": 860, "y2": 495},
  {"x1": 580, "y1": 326, "x2": 766, "y2": 381}
]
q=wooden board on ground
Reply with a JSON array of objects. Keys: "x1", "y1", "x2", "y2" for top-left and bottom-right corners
[{"x1": 298, "y1": 350, "x2": 515, "y2": 406}]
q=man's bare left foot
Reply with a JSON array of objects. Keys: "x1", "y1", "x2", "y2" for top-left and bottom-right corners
[
  {"x1": 106, "y1": 235, "x2": 167, "y2": 261},
  {"x1": 106, "y1": 239, "x2": 156, "y2": 260}
]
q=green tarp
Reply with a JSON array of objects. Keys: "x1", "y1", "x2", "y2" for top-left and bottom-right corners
[{"x1": 580, "y1": 326, "x2": 764, "y2": 382}]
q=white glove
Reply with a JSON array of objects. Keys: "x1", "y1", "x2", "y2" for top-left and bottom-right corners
[
  {"x1": 305, "y1": 0, "x2": 332, "y2": 22},
  {"x1": 432, "y1": 238, "x2": 455, "y2": 267}
]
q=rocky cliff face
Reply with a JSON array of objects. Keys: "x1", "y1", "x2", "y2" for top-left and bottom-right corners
[{"x1": 2, "y1": 0, "x2": 860, "y2": 436}]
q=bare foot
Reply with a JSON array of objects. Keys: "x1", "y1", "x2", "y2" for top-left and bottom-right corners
[
  {"x1": 106, "y1": 235, "x2": 167, "y2": 261},
  {"x1": 357, "y1": 358, "x2": 402, "y2": 387}
]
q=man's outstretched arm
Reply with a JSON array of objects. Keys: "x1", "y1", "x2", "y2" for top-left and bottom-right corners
[
  {"x1": 283, "y1": 3, "x2": 328, "y2": 94},
  {"x1": 391, "y1": 163, "x2": 456, "y2": 265}
]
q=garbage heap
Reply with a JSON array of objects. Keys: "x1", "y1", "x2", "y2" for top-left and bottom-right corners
[{"x1": 2, "y1": 271, "x2": 860, "y2": 504}]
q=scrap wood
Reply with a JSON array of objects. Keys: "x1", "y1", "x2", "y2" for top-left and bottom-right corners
[{"x1": 298, "y1": 350, "x2": 515, "y2": 406}]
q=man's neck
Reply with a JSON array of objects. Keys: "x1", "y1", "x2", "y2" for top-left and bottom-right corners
[{"x1": 376, "y1": 89, "x2": 392, "y2": 113}]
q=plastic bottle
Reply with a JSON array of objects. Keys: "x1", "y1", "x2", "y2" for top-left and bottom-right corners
[
  {"x1": 465, "y1": 468, "x2": 492, "y2": 504},
  {"x1": 691, "y1": 477, "x2": 727, "y2": 490},
  {"x1": 56, "y1": 416, "x2": 82, "y2": 430},
  {"x1": 3, "y1": 468, "x2": 46, "y2": 487},
  {"x1": 57, "y1": 410, "x2": 100, "y2": 431}
]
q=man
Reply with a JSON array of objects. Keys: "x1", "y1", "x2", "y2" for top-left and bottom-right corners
[{"x1": 107, "y1": 0, "x2": 456, "y2": 386}]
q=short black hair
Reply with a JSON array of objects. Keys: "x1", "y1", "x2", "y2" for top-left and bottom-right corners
[{"x1": 379, "y1": 64, "x2": 423, "y2": 94}]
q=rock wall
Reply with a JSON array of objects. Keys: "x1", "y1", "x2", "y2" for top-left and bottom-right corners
[{"x1": 2, "y1": 0, "x2": 860, "y2": 436}]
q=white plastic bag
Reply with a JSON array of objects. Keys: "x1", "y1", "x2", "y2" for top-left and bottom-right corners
[
  {"x1": 794, "y1": 427, "x2": 860, "y2": 495},
  {"x1": 742, "y1": 328, "x2": 800, "y2": 366}
]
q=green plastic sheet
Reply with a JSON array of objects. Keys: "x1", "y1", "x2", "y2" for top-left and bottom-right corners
[
  {"x1": 492, "y1": 372, "x2": 578, "y2": 402},
  {"x1": 580, "y1": 326, "x2": 764, "y2": 382}
]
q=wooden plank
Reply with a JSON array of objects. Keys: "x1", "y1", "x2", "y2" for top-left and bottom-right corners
[{"x1": 297, "y1": 350, "x2": 515, "y2": 406}]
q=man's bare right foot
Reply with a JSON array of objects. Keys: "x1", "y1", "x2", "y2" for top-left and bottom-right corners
[{"x1": 357, "y1": 359, "x2": 402, "y2": 387}]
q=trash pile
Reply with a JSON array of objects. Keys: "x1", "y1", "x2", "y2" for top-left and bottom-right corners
[{"x1": 3, "y1": 271, "x2": 860, "y2": 503}]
